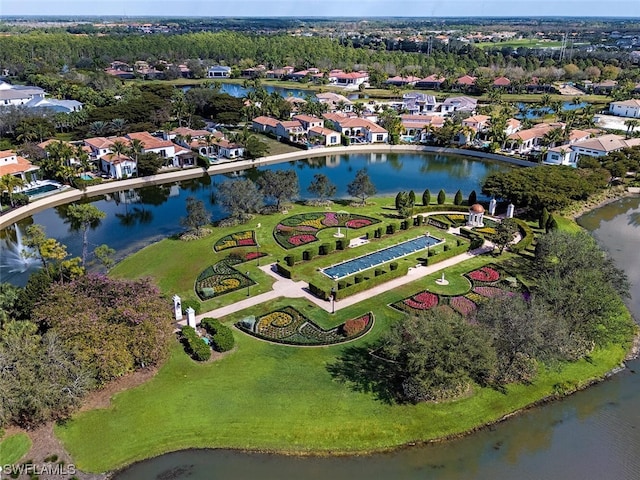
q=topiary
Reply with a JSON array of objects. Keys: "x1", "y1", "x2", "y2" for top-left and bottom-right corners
[
  {"x1": 468, "y1": 190, "x2": 477, "y2": 206},
  {"x1": 422, "y1": 188, "x2": 431, "y2": 206},
  {"x1": 437, "y1": 189, "x2": 446, "y2": 205},
  {"x1": 212, "y1": 325, "x2": 234, "y2": 352}
]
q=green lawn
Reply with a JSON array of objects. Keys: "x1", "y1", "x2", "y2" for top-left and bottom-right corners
[
  {"x1": 0, "y1": 433, "x2": 31, "y2": 464},
  {"x1": 67, "y1": 200, "x2": 633, "y2": 473}
]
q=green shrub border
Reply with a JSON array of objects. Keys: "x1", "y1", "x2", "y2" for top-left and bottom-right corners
[{"x1": 510, "y1": 219, "x2": 535, "y2": 253}]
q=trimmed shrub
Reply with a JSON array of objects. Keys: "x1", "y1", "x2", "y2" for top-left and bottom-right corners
[
  {"x1": 319, "y1": 243, "x2": 329, "y2": 255},
  {"x1": 182, "y1": 299, "x2": 201, "y2": 315},
  {"x1": 444, "y1": 244, "x2": 450, "y2": 251},
  {"x1": 181, "y1": 326, "x2": 211, "y2": 361},
  {"x1": 374, "y1": 227, "x2": 382, "y2": 238},
  {"x1": 511, "y1": 218, "x2": 535, "y2": 253},
  {"x1": 285, "y1": 255, "x2": 296, "y2": 267},
  {"x1": 354, "y1": 274, "x2": 363, "y2": 284},
  {"x1": 389, "y1": 262, "x2": 398, "y2": 271},
  {"x1": 338, "y1": 280, "x2": 347, "y2": 290},
  {"x1": 303, "y1": 249, "x2": 313, "y2": 261},
  {"x1": 342, "y1": 316, "x2": 369, "y2": 337},
  {"x1": 200, "y1": 317, "x2": 220, "y2": 333},
  {"x1": 276, "y1": 262, "x2": 292, "y2": 279},
  {"x1": 468, "y1": 190, "x2": 477, "y2": 206},
  {"x1": 212, "y1": 327, "x2": 234, "y2": 352},
  {"x1": 386, "y1": 223, "x2": 396, "y2": 235},
  {"x1": 422, "y1": 188, "x2": 431, "y2": 206},
  {"x1": 336, "y1": 239, "x2": 345, "y2": 250},
  {"x1": 408, "y1": 190, "x2": 416, "y2": 206},
  {"x1": 375, "y1": 268, "x2": 384, "y2": 277},
  {"x1": 454, "y1": 189, "x2": 463, "y2": 205},
  {"x1": 470, "y1": 236, "x2": 484, "y2": 249},
  {"x1": 437, "y1": 189, "x2": 446, "y2": 205}
]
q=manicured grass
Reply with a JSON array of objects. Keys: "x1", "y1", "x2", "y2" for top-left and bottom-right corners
[
  {"x1": 55, "y1": 320, "x2": 629, "y2": 473},
  {"x1": 0, "y1": 433, "x2": 31, "y2": 464}
]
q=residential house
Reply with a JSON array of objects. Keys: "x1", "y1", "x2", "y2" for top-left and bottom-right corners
[
  {"x1": 292, "y1": 114, "x2": 324, "y2": 131},
  {"x1": 323, "y1": 113, "x2": 388, "y2": 144},
  {"x1": 276, "y1": 120, "x2": 305, "y2": 142},
  {"x1": 316, "y1": 92, "x2": 354, "y2": 112},
  {"x1": 100, "y1": 153, "x2": 137, "y2": 179},
  {"x1": 493, "y1": 76, "x2": 511, "y2": 90},
  {"x1": 526, "y1": 77, "x2": 555, "y2": 94},
  {"x1": 288, "y1": 68, "x2": 320, "y2": 81},
  {"x1": 214, "y1": 138, "x2": 244, "y2": 159},
  {"x1": 251, "y1": 116, "x2": 280, "y2": 135},
  {"x1": 545, "y1": 134, "x2": 640, "y2": 167},
  {"x1": 207, "y1": 66, "x2": 231, "y2": 78},
  {"x1": 416, "y1": 74, "x2": 446, "y2": 90},
  {"x1": 0, "y1": 150, "x2": 39, "y2": 182},
  {"x1": 402, "y1": 92, "x2": 438, "y2": 114},
  {"x1": 455, "y1": 75, "x2": 477, "y2": 91},
  {"x1": 400, "y1": 115, "x2": 445, "y2": 142},
  {"x1": 332, "y1": 71, "x2": 369, "y2": 88},
  {"x1": 266, "y1": 66, "x2": 295, "y2": 79},
  {"x1": 385, "y1": 75, "x2": 420, "y2": 87},
  {"x1": 506, "y1": 122, "x2": 565, "y2": 154},
  {"x1": 0, "y1": 81, "x2": 46, "y2": 106},
  {"x1": 440, "y1": 96, "x2": 477, "y2": 115},
  {"x1": 462, "y1": 115, "x2": 491, "y2": 134},
  {"x1": 505, "y1": 118, "x2": 522, "y2": 136},
  {"x1": 308, "y1": 126, "x2": 341, "y2": 147},
  {"x1": 582, "y1": 79, "x2": 618, "y2": 94},
  {"x1": 24, "y1": 97, "x2": 83, "y2": 113},
  {"x1": 241, "y1": 65, "x2": 267, "y2": 78},
  {"x1": 609, "y1": 99, "x2": 640, "y2": 119}
]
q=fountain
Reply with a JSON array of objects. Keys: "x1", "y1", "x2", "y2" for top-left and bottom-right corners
[
  {"x1": 333, "y1": 227, "x2": 345, "y2": 238},
  {"x1": 0, "y1": 225, "x2": 40, "y2": 274},
  {"x1": 435, "y1": 272, "x2": 449, "y2": 286}
]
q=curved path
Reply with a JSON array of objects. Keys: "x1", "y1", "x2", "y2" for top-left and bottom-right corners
[{"x1": 0, "y1": 144, "x2": 531, "y2": 229}]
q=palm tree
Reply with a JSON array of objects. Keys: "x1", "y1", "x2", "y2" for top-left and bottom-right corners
[
  {"x1": 110, "y1": 118, "x2": 127, "y2": 136},
  {"x1": 0, "y1": 174, "x2": 25, "y2": 207},
  {"x1": 88, "y1": 121, "x2": 108, "y2": 137},
  {"x1": 127, "y1": 138, "x2": 145, "y2": 176},
  {"x1": 624, "y1": 119, "x2": 640, "y2": 139}
]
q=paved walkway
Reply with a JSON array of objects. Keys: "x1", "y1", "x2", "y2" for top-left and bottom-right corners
[{"x1": 195, "y1": 242, "x2": 494, "y2": 323}]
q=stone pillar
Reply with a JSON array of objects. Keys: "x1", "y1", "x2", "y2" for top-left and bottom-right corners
[
  {"x1": 489, "y1": 198, "x2": 497, "y2": 216},
  {"x1": 172, "y1": 295, "x2": 182, "y2": 321},
  {"x1": 506, "y1": 203, "x2": 515, "y2": 219},
  {"x1": 186, "y1": 307, "x2": 196, "y2": 329}
]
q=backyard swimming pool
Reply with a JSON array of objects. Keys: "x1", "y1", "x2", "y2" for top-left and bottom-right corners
[
  {"x1": 322, "y1": 234, "x2": 443, "y2": 280},
  {"x1": 23, "y1": 183, "x2": 60, "y2": 196}
]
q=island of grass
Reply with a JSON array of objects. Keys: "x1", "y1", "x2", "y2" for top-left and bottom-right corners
[{"x1": 54, "y1": 198, "x2": 637, "y2": 473}]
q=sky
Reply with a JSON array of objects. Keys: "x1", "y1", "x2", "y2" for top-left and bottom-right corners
[{"x1": 1, "y1": 0, "x2": 638, "y2": 18}]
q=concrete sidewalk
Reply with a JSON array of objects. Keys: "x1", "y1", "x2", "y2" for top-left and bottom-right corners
[{"x1": 196, "y1": 244, "x2": 493, "y2": 322}]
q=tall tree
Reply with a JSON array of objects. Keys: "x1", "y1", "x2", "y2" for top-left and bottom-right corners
[
  {"x1": 307, "y1": 173, "x2": 336, "y2": 202},
  {"x1": 216, "y1": 179, "x2": 264, "y2": 221},
  {"x1": 0, "y1": 174, "x2": 25, "y2": 207},
  {"x1": 422, "y1": 188, "x2": 431, "y2": 206},
  {"x1": 180, "y1": 196, "x2": 211, "y2": 236},
  {"x1": 492, "y1": 218, "x2": 518, "y2": 254},
  {"x1": 257, "y1": 169, "x2": 299, "y2": 210},
  {"x1": 66, "y1": 204, "x2": 106, "y2": 267},
  {"x1": 347, "y1": 168, "x2": 376, "y2": 205}
]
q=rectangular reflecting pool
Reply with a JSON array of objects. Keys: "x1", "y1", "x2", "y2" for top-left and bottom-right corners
[{"x1": 321, "y1": 234, "x2": 443, "y2": 280}]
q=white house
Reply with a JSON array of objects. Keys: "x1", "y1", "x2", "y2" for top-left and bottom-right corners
[
  {"x1": 100, "y1": 153, "x2": 137, "y2": 179},
  {"x1": 207, "y1": 66, "x2": 231, "y2": 78},
  {"x1": 402, "y1": 92, "x2": 438, "y2": 114},
  {"x1": 25, "y1": 97, "x2": 83, "y2": 113},
  {"x1": 440, "y1": 96, "x2": 477, "y2": 114},
  {"x1": 609, "y1": 99, "x2": 640, "y2": 119},
  {"x1": 316, "y1": 92, "x2": 354, "y2": 112},
  {"x1": 0, "y1": 150, "x2": 39, "y2": 182},
  {"x1": 332, "y1": 71, "x2": 369, "y2": 89},
  {"x1": 545, "y1": 133, "x2": 640, "y2": 166},
  {"x1": 292, "y1": 114, "x2": 324, "y2": 131},
  {"x1": 323, "y1": 113, "x2": 388, "y2": 144},
  {"x1": 275, "y1": 120, "x2": 305, "y2": 142},
  {"x1": 308, "y1": 126, "x2": 341, "y2": 147},
  {"x1": 251, "y1": 116, "x2": 280, "y2": 135},
  {"x1": 0, "y1": 81, "x2": 45, "y2": 106}
]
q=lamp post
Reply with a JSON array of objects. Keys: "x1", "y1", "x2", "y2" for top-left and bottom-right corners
[
  {"x1": 246, "y1": 272, "x2": 251, "y2": 296},
  {"x1": 330, "y1": 286, "x2": 336, "y2": 314}
]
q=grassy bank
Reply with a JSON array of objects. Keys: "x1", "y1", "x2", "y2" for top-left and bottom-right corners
[{"x1": 0, "y1": 433, "x2": 31, "y2": 465}]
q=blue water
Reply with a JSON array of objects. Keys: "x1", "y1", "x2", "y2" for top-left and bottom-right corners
[
  {"x1": 185, "y1": 82, "x2": 361, "y2": 101},
  {"x1": 516, "y1": 101, "x2": 588, "y2": 119},
  {"x1": 322, "y1": 235, "x2": 441, "y2": 280},
  {"x1": 80, "y1": 174, "x2": 93, "y2": 180},
  {"x1": 23, "y1": 183, "x2": 59, "y2": 196}
]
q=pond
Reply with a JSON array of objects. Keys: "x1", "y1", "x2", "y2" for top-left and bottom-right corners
[{"x1": 0, "y1": 151, "x2": 509, "y2": 286}]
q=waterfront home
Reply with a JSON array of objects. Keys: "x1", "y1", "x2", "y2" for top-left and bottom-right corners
[
  {"x1": 0, "y1": 81, "x2": 45, "y2": 106},
  {"x1": 308, "y1": 126, "x2": 341, "y2": 147},
  {"x1": 505, "y1": 122, "x2": 565, "y2": 154},
  {"x1": 332, "y1": 71, "x2": 369, "y2": 88},
  {"x1": 276, "y1": 120, "x2": 305, "y2": 142},
  {"x1": 415, "y1": 74, "x2": 446, "y2": 90},
  {"x1": 609, "y1": 99, "x2": 640, "y2": 119},
  {"x1": 440, "y1": 96, "x2": 477, "y2": 114},
  {"x1": 402, "y1": 92, "x2": 438, "y2": 114},
  {"x1": 251, "y1": 116, "x2": 280, "y2": 135},
  {"x1": 400, "y1": 115, "x2": 445, "y2": 142},
  {"x1": 316, "y1": 92, "x2": 354, "y2": 112},
  {"x1": 385, "y1": 75, "x2": 421, "y2": 87},
  {"x1": 322, "y1": 113, "x2": 388, "y2": 143},
  {"x1": 207, "y1": 66, "x2": 231, "y2": 78},
  {"x1": 292, "y1": 114, "x2": 324, "y2": 131},
  {"x1": 0, "y1": 150, "x2": 39, "y2": 182}
]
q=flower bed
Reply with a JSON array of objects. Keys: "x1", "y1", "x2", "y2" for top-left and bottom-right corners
[
  {"x1": 392, "y1": 291, "x2": 438, "y2": 313},
  {"x1": 473, "y1": 286, "x2": 513, "y2": 298},
  {"x1": 449, "y1": 296, "x2": 477, "y2": 316},
  {"x1": 238, "y1": 308, "x2": 374, "y2": 346},
  {"x1": 214, "y1": 230, "x2": 257, "y2": 252},
  {"x1": 195, "y1": 254, "x2": 256, "y2": 300},
  {"x1": 468, "y1": 266, "x2": 500, "y2": 283},
  {"x1": 274, "y1": 212, "x2": 379, "y2": 249}
]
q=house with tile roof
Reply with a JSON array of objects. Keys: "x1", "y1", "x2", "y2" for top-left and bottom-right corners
[
  {"x1": 400, "y1": 115, "x2": 445, "y2": 142},
  {"x1": 322, "y1": 113, "x2": 388, "y2": 144},
  {"x1": 385, "y1": 75, "x2": 421, "y2": 87},
  {"x1": 292, "y1": 115, "x2": 324, "y2": 131},
  {"x1": 308, "y1": 126, "x2": 341, "y2": 147},
  {"x1": 440, "y1": 96, "x2": 477, "y2": 115},
  {"x1": 276, "y1": 120, "x2": 305, "y2": 142},
  {"x1": 492, "y1": 76, "x2": 511, "y2": 89},
  {"x1": 402, "y1": 92, "x2": 438, "y2": 114},
  {"x1": 609, "y1": 99, "x2": 640, "y2": 119},
  {"x1": 545, "y1": 134, "x2": 640, "y2": 167},
  {"x1": 416, "y1": 74, "x2": 446, "y2": 90},
  {"x1": 316, "y1": 92, "x2": 353, "y2": 112},
  {"x1": 332, "y1": 71, "x2": 369, "y2": 88},
  {"x1": 505, "y1": 122, "x2": 566, "y2": 154},
  {"x1": 0, "y1": 150, "x2": 39, "y2": 182},
  {"x1": 251, "y1": 116, "x2": 280, "y2": 135}
]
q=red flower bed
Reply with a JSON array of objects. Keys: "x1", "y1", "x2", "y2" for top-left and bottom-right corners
[
  {"x1": 473, "y1": 286, "x2": 510, "y2": 298},
  {"x1": 238, "y1": 238, "x2": 257, "y2": 246},
  {"x1": 244, "y1": 252, "x2": 265, "y2": 261},
  {"x1": 288, "y1": 234, "x2": 316, "y2": 247},
  {"x1": 403, "y1": 291, "x2": 438, "y2": 310},
  {"x1": 345, "y1": 218, "x2": 372, "y2": 229},
  {"x1": 343, "y1": 314, "x2": 371, "y2": 336},
  {"x1": 468, "y1": 267, "x2": 500, "y2": 282}
]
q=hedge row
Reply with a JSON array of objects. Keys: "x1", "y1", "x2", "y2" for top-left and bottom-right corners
[
  {"x1": 414, "y1": 204, "x2": 472, "y2": 215},
  {"x1": 200, "y1": 317, "x2": 235, "y2": 352},
  {"x1": 181, "y1": 326, "x2": 211, "y2": 361},
  {"x1": 421, "y1": 241, "x2": 469, "y2": 266},
  {"x1": 510, "y1": 219, "x2": 535, "y2": 254}
]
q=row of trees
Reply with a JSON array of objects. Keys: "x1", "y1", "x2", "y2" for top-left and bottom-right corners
[{"x1": 331, "y1": 230, "x2": 635, "y2": 403}]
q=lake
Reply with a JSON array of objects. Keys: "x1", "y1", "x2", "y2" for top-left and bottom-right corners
[{"x1": 0, "y1": 151, "x2": 508, "y2": 286}]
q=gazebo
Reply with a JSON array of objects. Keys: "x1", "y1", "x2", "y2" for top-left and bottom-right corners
[{"x1": 467, "y1": 203, "x2": 485, "y2": 227}]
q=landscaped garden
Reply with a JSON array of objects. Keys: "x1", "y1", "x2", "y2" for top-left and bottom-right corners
[
  {"x1": 66, "y1": 197, "x2": 635, "y2": 474},
  {"x1": 237, "y1": 306, "x2": 373, "y2": 345}
]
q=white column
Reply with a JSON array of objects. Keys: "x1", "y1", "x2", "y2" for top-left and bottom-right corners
[
  {"x1": 172, "y1": 295, "x2": 182, "y2": 321},
  {"x1": 489, "y1": 198, "x2": 497, "y2": 216},
  {"x1": 506, "y1": 203, "x2": 515, "y2": 219},
  {"x1": 186, "y1": 307, "x2": 196, "y2": 329}
]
